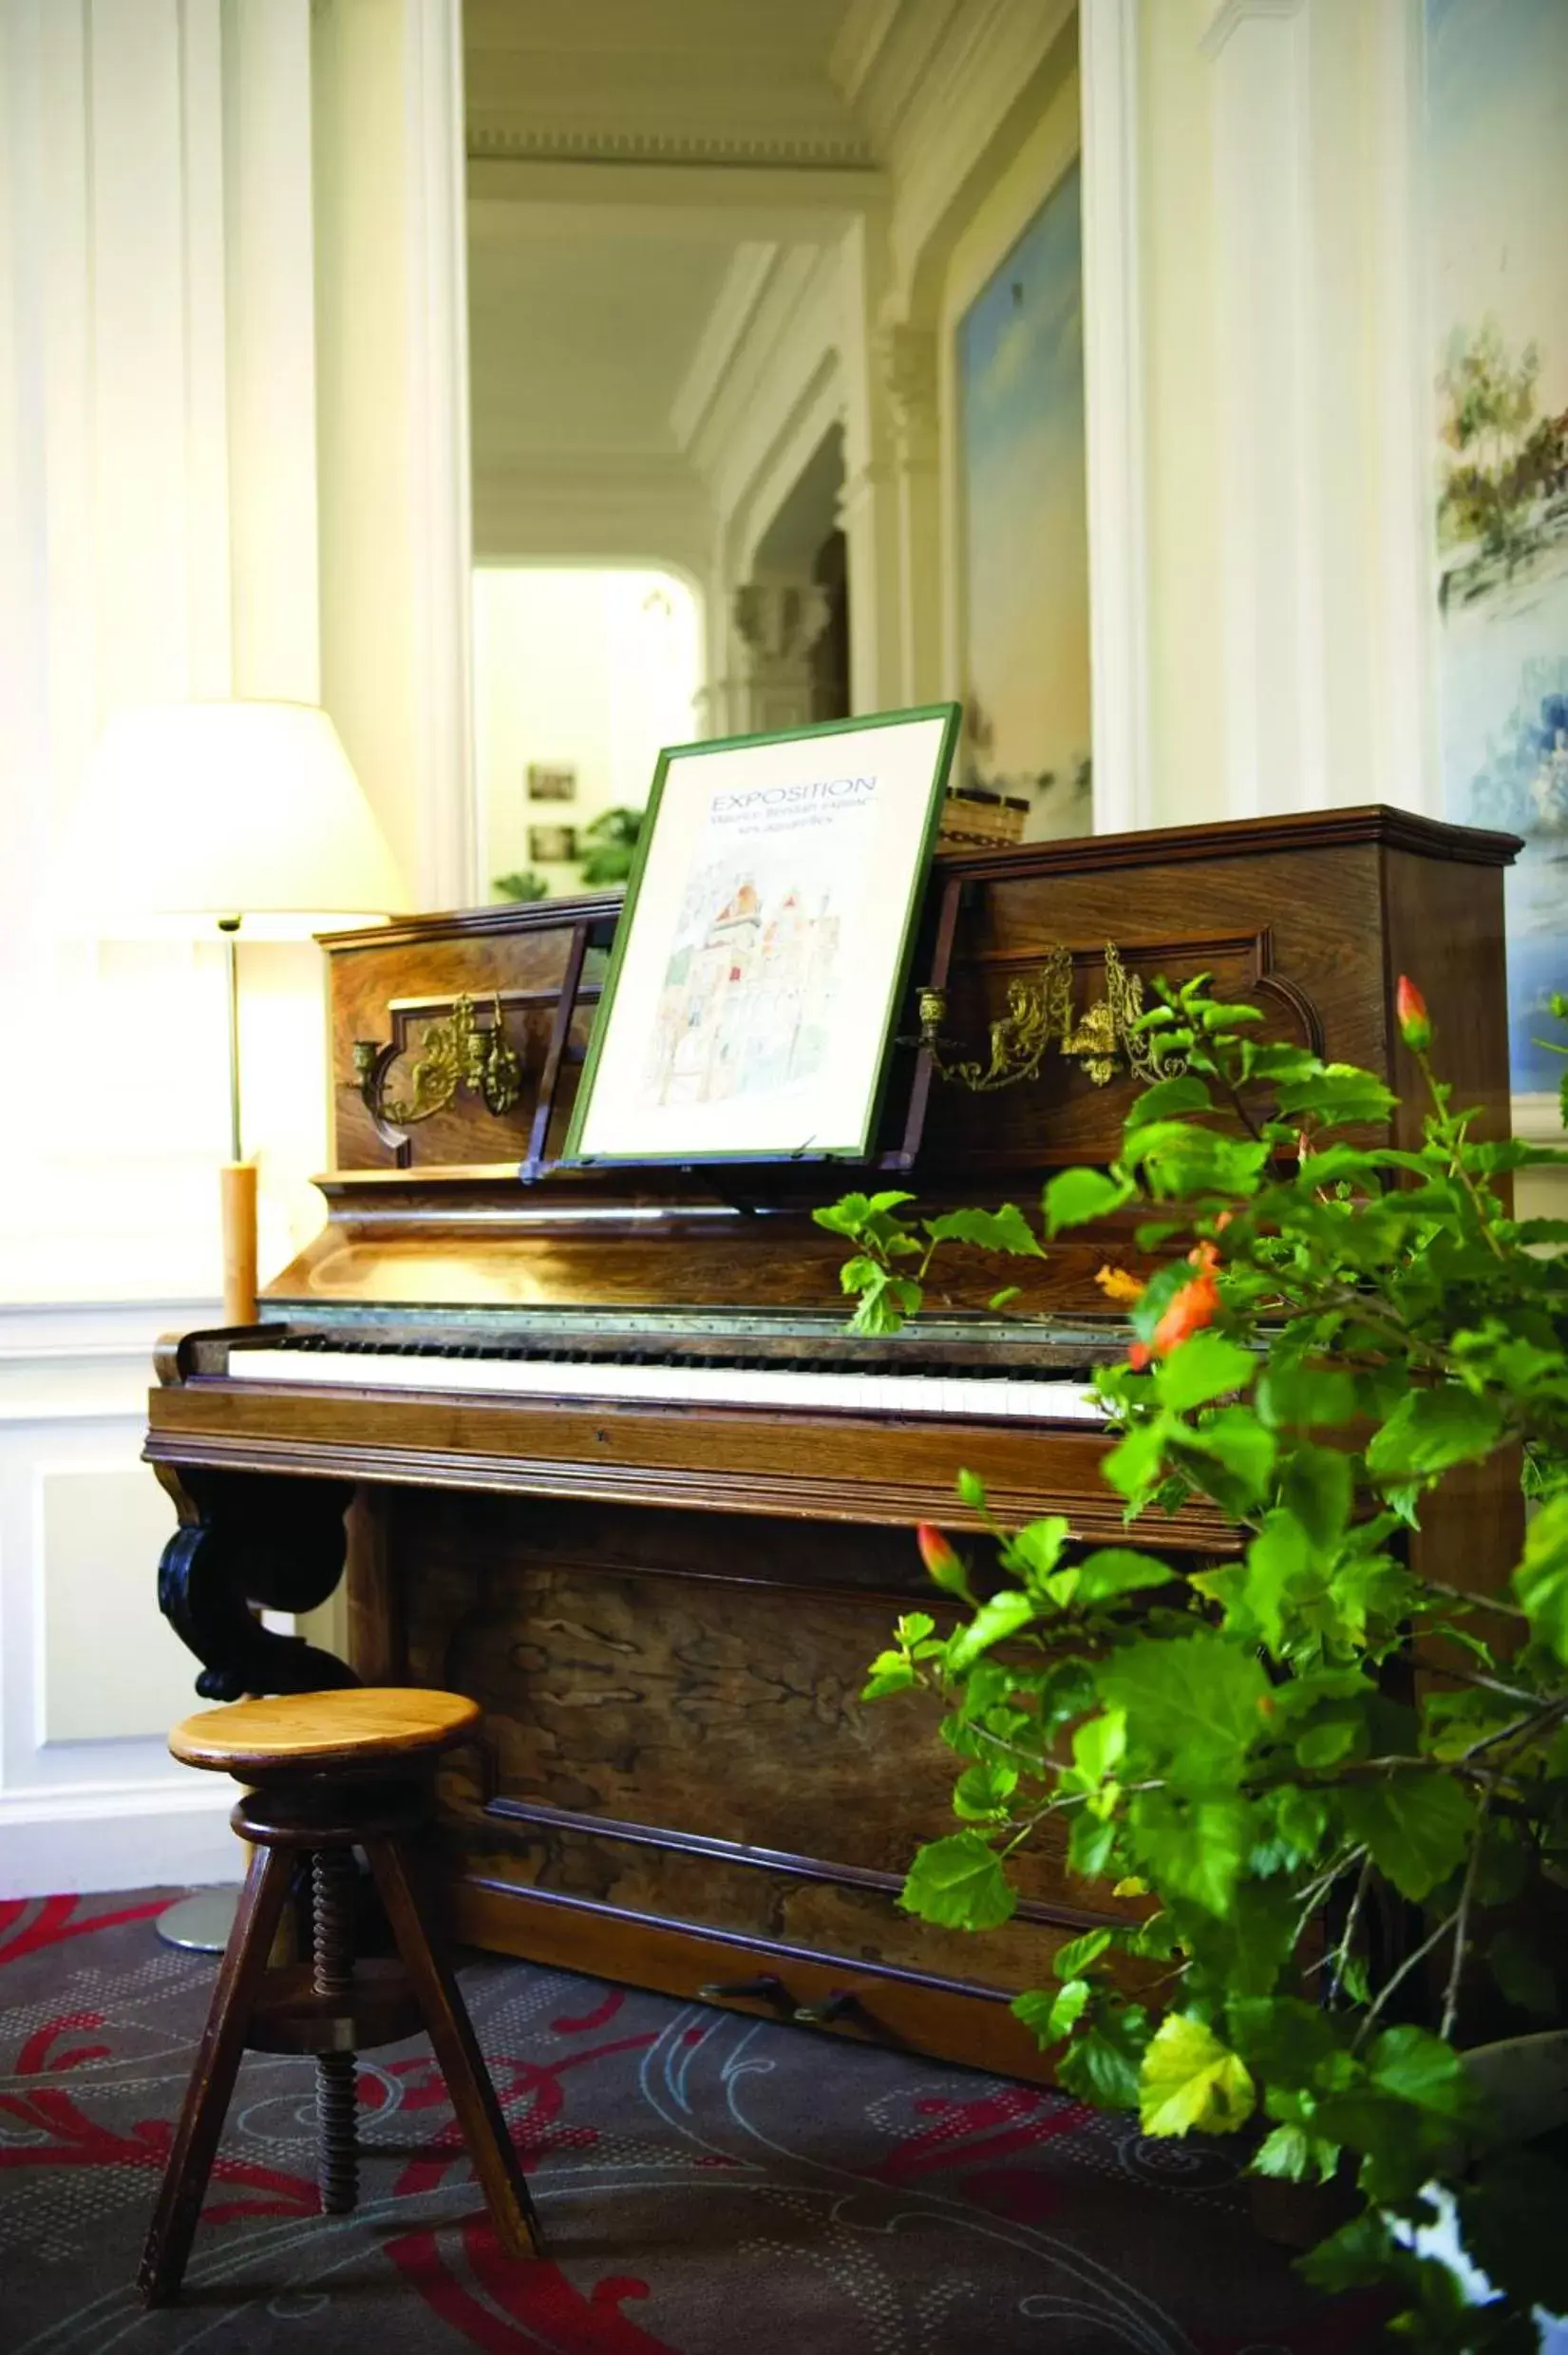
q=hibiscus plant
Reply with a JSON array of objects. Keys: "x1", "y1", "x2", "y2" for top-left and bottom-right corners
[{"x1": 817, "y1": 977, "x2": 1568, "y2": 2348}]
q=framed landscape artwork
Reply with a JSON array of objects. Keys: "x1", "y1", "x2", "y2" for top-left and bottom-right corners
[
  {"x1": 527, "y1": 764, "x2": 576, "y2": 802},
  {"x1": 956, "y1": 163, "x2": 1091, "y2": 840},
  {"x1": 565, "y1": 705, "x2": 960, "y2": 1165},
  {"x1": 528, "y1": 824, "x2": 577, "y2": 864},
  {"x1": 1425, "y1": 0, "x2": 1568, "y2": 1109}
]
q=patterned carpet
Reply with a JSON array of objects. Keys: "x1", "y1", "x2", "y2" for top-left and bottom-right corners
[{"x1": 0, "y1": 1890, "x2": 1379, "y2": 2353}]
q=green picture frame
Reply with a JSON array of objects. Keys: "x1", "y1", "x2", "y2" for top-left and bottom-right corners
[{"x1": 563, "y1": 702, "x2": 962, "y2": 1167}]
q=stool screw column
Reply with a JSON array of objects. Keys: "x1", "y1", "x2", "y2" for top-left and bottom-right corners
[{"x1": 312, "y1": 1848, "x2": 358, "y2": 2213}]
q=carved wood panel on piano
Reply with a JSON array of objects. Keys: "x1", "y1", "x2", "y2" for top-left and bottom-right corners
[{"x1": 144, "y1": 807, "x2": 1519, "y2": 2082}]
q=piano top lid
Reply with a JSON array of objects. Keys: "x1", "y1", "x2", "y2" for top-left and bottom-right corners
[{"x1": 313, "y1": 804, "x2": 1522, "y2": 952}]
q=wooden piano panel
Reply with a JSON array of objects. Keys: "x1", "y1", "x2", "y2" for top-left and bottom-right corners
[{"x1": 371, "y1": 1491, "x2": 1158, "y2": 2080}]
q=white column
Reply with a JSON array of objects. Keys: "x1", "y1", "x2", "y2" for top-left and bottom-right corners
[
  {"x1": 838, "y1": 216, "x2": 902, "y2": 714},
  {"x1": 1080, "y1": 0, "x2": 1151, "y2": 833},
  {"x1": 1197, "y1": 0, "x2": 1437, "y2": 819},
  {"x1": 878, "y1": 319, "x2": 942, "y2": 704},
  {"x1": 728, "y1": 582, "x2": 833, "y2": 735},
  {"x1": 312, "y1": 0, "x2": 474, "y2": 906},
  {"x1": 1206, "y1": 0, "x2": 1327, "y2": 818}
]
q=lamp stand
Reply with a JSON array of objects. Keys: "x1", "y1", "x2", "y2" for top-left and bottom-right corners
[
  {"x1": 217, "y1": 917, "x2": 257, "y2": 1326},
  {"x1": 158, "y1": 917, "x2": 258, "y2": 1957}
]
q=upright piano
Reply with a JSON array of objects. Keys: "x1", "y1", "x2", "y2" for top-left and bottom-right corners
[{"x1": 147, "y1": 806, "x2": 1518, "y2": 2084}]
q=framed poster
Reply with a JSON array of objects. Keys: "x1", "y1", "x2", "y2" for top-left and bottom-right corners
[{"x1": 565, "y1": 704, "x2": 961, "y2": 1165}]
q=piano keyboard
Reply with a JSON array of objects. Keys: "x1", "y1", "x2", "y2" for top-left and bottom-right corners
[{"x1": 235, "y1": 1347, "x2": 1108, "y2": 1425}]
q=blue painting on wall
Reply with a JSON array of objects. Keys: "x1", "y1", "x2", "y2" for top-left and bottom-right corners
[
  {"x1": 1426, "y1": 0, "x2": 1568, "y2": 1095},
  {"x1": 956, "y1": 164, "x2": 1091, "y2": 840}
]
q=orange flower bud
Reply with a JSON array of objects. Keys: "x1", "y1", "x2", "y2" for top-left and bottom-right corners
[
  {"x1": 916, "y1": 1523, "x2": 965, "y2": 1589},
  {"x1": 1151, "y1": 1272, "x2": 1220, "y2": 1358},
  {"x1": 1396, "y1": 975, "x2": 1431, "y2": 1052},
  {"x1": 1096, "y1": 1263, "x2": 1146, "y2": 1304},
  {"x1": 1127, "y1": 1339, "x2": 1153, "y2": 1372}
]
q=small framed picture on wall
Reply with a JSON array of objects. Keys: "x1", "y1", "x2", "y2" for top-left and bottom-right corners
[
  {"x1": 527, "y1": 764, "x2": 577, "y2": 803},
  {"x1": 528, "y1": 823, "x2": 578, "y2": 864}
]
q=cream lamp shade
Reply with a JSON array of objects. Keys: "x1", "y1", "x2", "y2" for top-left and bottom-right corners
[{"x1": 65, "y1": 699, "x2": 410, "y2": 937}]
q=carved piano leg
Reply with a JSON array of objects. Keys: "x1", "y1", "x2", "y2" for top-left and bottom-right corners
[{"x1": 154, "y1": 1467, "x2": 360, "y2": 1701}]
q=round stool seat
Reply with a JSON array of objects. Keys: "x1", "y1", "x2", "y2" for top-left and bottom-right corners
[{"x1": 169, "y1": 1686, "x2": 481, "y2": 1777}]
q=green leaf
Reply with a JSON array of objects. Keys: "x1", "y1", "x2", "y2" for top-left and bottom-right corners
[
  {"x1": 1272, "y1": 1066, "x2": 1397, "y2": 1126},
  {"x1": 1366, "y1": 1387, "x2": 1505, "y2": 1480},
  {"x1": 1256, "y1": 1362, "x2": 1357, "y2": 1431},
  {"x1": 861, "y1": 1653, "x2": 916, "y2": 1700},
  {"x1": 1251, "y1": 2124, "x2": 1340, "y2": 2184},
  {"x1": 1004, "y1": 1515, "x2": 1072, "y2": 1589},
  {"x1": 899, "y1": 1832, "x2": 1016, "y2": 1929},
  {"x1": 1054, "y1": 1548, "x2": 1174, "y2": 1607},
  {"x1": 1138, "y1": 2015, "x2": 1256, "y2": 2137},
  {"x1": 1487, "y1": 1928, "x2": 1559, "y2": 2019},
  {"x1": 1123, "y1": 1122, "x2": 1271, "y2": 1199},
  {"x1": 1123, "y1": 1074, "x2": 1215, "y2": 1130},
  {"x1": 1227, "y1": 1995, "x2": 1338, "y2": 2084},
  {"x1": 1457, "y1": 2150, "x2": 1568, "y2": 2316},
  {"x1": 1155, "y1": 1331, "x2": 1256, "y2": 1414},
  {"x1": 1338, "y1": 1772, "x2": 1476, "y2": 1901},
  {"x1": 1067, "y1": 1812, "x2": 1118, "y2": 1878},
  {"x1": 1132, "y1": 1792, "x2": 1256, "y2": 1919},
  {"x1": 1364, "y1": 2023, "x2": 1471, "y2": 2121},
  {"x1": 988, "y1": 1286, "x2": 1022, "y2": 1311},
  {"x1": 1043, "y1": 1166, "x2": 1134, "y2": 1237},
  {"x1": 1280, "y1": 1444, "x2": 1354, "y2": 1549},
  {"x1": 945, "y1": 1588, "x2": 1035, "y2": 1672},
  {"x1": 897, "y1": 1611, "x2": 935, "y2": 1646},
  {"x1": 812, "y1": 1195, "x2": 871, "y2": 1236},
  {"x1": 1054, "y1": 1928, "x2": 1115, "y2": 1981},
  {"x1": 867, "y1": 1189, "x2": 916, "y2": 1214},
  {"x1": 839, "y1": 1254, "x2": 881, "y2": 1294},
  {"x1": 1046, "y1": 1978, "x2": 1092, "y2": 2038},
  {"x1": 1097, "y1": 1633, "x2": 1269, "y2": 1785},
  {"x1": 1056, "y1": 2005, "x2": 1151, "y2": 2109},
  {"x1": 952, "y1": 1759, "x2": 1018, "y2": 1820},
  {"x1": 1511, "y1": 1492, "x2": 1568, "y2": 1662},
  {"x1": 922, "y1": 1203, "x2": 1044, "y2": 1255},
  {"x1": 1175, "y1": 1407, "x2": 1277, "y2": 1510},
  {"x1": 1068, "y1": 1710, "x2": 1126, "y2": 1787}
]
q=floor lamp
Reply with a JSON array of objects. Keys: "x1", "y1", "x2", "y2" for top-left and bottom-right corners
[{"x1": 68, "y1": 701, "x2": 410, "y2": 1947}]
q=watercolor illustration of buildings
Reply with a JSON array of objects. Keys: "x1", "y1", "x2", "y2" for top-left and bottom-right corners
[{"x1": 644, "y1": 874, "x2": 842, "y2": 1107}]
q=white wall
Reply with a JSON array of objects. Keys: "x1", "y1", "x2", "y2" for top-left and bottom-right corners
[
  {"x1": 473, "y1": 567, "x2": 703, "y2": 898},
  {"x1": 0, "y1": 0, "x2": 471, "y2": 1897}
]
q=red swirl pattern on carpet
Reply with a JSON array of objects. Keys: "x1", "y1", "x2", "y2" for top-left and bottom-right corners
[{"x1": 0, "y1": 1890, "x2": 1380, "y2": 2352}]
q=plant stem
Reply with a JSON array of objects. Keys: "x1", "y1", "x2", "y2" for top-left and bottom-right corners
[
  {"x1": 1440, "y1": 1789, "x2": 1492, "y2": 2042},
  {"x1": 1353, "y1": 1905, "x2": 1464, "y2": 2049}
]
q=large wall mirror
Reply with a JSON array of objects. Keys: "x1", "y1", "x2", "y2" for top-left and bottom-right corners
[{"x1": 461, "y1": 0, "x2": 1090, "y2": 900}]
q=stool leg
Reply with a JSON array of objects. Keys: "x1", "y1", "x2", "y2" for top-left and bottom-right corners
[
  {"x1": 364, "y1": 1834, "x2": 545, "y2": 2260},
  {"x1": 312, "y1": 1848, "x2": 359, "y2": 2214},
  {"x1": 138, "y1": 1841, "x2": 293, "y2": 2308}
]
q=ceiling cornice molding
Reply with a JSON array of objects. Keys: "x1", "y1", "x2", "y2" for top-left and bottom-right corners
[
  {"x1": 828, "y1": 0, "x2": 905, "y2": 110},
  {"x1": 670, "y1": 244, "x2": 784, "y2": 453},
  {"x1": 465, "y1": 123, "x2": 877, "y2": 171},
  {"x1": 1199, "y1": 0, "x2": 1306, "y2": 61}
]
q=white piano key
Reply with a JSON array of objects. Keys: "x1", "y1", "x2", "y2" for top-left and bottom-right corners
[{"x1": 235, "y1": 1348, "x2": 1108, "y2": 1426}]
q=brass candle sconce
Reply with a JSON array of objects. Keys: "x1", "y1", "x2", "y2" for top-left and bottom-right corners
[
  {"x1": 353, "y1": 992, "x2": 522, "y2": 1129},
  {"x1": 918, "y1": 942, "x2": 1182, "y2": 1092}
]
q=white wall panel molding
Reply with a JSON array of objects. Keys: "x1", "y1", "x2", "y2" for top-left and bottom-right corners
[
  {"x1": 0, "y1": 1782, "x2": 236, "y2": 1902},
  {"x1": 1081, "y1": 0, "x2": 1152, "y2": 834}
]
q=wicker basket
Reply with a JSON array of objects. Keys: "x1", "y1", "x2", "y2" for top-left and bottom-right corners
[{"x1": 937, "y1": 788, "x2": 1031, "y2": 848}]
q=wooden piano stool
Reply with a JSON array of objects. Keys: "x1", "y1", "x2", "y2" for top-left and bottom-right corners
[{"x1": 139, "y1": 1688, "x2": 544, "y2": 2308}]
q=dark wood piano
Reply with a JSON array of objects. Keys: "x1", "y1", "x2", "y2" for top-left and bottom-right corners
[{"x1": 146, "y1": 805, "x2": 1518, "y2": 2084}]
